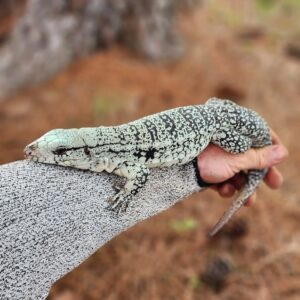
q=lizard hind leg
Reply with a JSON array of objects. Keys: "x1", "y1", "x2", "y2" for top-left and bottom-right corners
[
  {"x1": 212, "y1": 130, "x2": 252, "y2": 154},
  {"x1": 108, "y1": 161, "x2": 150, "y2": 213},
  {"x1": 209, "y1": 168, "x2": 267, "y2": 236}
]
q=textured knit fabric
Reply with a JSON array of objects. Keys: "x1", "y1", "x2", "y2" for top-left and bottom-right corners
[{"x1": 0, "y1": 160, "x2": 202, "y2": 300}]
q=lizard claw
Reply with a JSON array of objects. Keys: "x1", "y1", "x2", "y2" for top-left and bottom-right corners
[{"x1": 112, "y1": 183, "x2": 122, "y2": 192}]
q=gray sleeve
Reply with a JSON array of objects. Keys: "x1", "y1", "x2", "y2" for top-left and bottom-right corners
[{"x1": 0, "y1": 161, "x2": 203, "y2": 300}]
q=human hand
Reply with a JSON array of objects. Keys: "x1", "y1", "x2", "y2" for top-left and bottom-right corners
[{"x1": 197, "y1": 130, "x2": 288, "y2": 206}]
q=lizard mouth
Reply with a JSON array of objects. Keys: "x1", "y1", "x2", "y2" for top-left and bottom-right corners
[{"x1": 24, "y1": 143, "x2": 38, "y2": 160}]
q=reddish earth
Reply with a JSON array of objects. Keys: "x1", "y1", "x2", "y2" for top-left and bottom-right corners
[{"x1": 1, "y1": 2, "x2": 300, "y2": 299}]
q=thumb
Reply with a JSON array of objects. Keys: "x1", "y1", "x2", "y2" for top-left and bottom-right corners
[{"x1": 235, "y1": 145, "x2": 288, "y2": 170}]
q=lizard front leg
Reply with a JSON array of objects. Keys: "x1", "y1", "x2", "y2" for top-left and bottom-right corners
[{"x1": 105, "y1": 161, "x2": 150, "y2": 213}]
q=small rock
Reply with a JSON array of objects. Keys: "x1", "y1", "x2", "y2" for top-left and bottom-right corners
[{"x1": 201, "y1": 257, "x2": 233, "y2": 292}]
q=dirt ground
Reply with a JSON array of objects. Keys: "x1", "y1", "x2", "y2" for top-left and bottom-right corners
[{"x1": 1, "y1": 1, "x2": 300, "y2": 299}]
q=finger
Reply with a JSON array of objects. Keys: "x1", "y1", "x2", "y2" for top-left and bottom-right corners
[
  {"x1": 271, "y1": 129, "x2": 282, "y2": 145},
  {"x1": 210, "y1": 185, "x2": 220, "y2": 192},
  {"x1": 236, "y1": 145, "x2": 288, "y2": 170},
  {"x1": 218, "y1": 183, "x2": 235, "y2": 197},
  {"x1": 232, "y1": 172, "x2": 247, "y2": 190},
  {"x1": 244, "y1": 192, "x2": 257, "y2": 207},
  {"x1": 210, "y1": 179, "x2": 236, "y2": 193},
  {"x1": 264, "y1": 166, "x2": 283, "y2": 189}
]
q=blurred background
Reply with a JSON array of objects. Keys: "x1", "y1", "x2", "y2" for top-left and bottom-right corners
[{"x1": 0, "y1": 0, "x2": 300, "y2": 299}]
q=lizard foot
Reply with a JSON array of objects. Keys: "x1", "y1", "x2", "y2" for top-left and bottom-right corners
[
  {"x1": 112, "y1": 183, "x2": 122, "y2": 192},
  {"x1": 107, "y1": 192, "x2": 133, "y2": 213}
]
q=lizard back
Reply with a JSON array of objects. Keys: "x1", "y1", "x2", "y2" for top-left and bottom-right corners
[{"x1": 79, "y1": 105, "x2": 215, "y2": 167}]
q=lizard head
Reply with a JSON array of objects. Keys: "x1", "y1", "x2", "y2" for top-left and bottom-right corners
[
  {"x1": 206, "y1": 97, "x2": 272, "y2": 148},
  {"x1": 24, "y1": 128, "x2": 92, "y2": 169}
]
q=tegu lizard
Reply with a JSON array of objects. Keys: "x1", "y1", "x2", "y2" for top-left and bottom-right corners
[{"x1": 24, "y1": 98, "x2": 272, "y2": 236}]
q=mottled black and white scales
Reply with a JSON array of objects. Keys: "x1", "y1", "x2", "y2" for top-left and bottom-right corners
[{"x1": 24, "y1": 98, "x2": 272, "y2": 235}]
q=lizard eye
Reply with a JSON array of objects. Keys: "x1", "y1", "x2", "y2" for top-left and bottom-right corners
[
  {"x1": 52, "y1": 147, "x2": 67, "y2": 155},
  {"x1": 84, "y1": 146, "x2": 91, "y2": 156}
]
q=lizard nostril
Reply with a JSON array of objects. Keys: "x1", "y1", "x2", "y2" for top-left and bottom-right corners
[{"x1": 24, "y1": 143, "x2": 37, "y2": 157}]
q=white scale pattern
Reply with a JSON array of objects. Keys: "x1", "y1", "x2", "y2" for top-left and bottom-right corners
[{"x1": 24, "y1": 98, "x2": 272, "y2": 235}]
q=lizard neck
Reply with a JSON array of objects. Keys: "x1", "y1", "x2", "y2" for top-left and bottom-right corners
[{"x1": 78, "y1": 126, "x2": 121, "y2": 148}]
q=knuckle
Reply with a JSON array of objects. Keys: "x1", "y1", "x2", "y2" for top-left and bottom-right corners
[{"x1": 255, "y1": 151, "x2": 264, "y2": 168}]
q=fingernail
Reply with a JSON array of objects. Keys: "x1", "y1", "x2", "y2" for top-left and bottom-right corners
[{"x1": 272, "y1": 145, "x2": 288, "y2": 163}]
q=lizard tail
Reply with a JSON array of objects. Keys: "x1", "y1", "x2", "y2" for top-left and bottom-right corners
[{"x1": 208, "y1": 168, "x2": 268, "y2": 237}]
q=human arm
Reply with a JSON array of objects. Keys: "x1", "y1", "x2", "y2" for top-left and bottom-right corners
[{"x1": 0, "y1": 160, "x2": 204, "y2": 300}]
